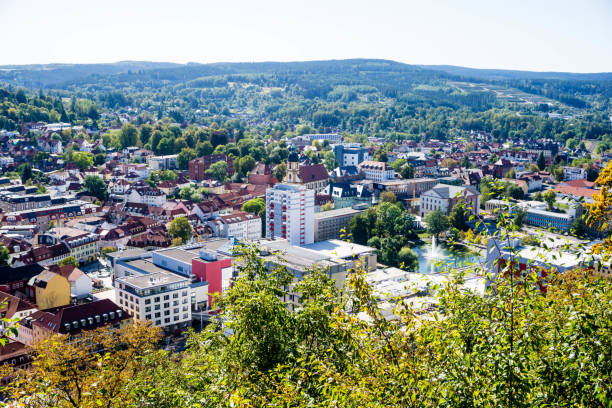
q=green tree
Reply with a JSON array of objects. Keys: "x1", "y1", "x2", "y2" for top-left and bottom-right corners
[
  {"x1": 139, "y1": 124, "x2": 152, "y2": 145},
  {"x1": 323, "y1": 151, "x2": 338, "y2": 171},
  {"x1": 398, "y1": 246, "x2": 418, "y2": 271},
  {"x1": 168, "y1": 216, "x2": 193, "y2": 243},
  {"x1": 242, "y1": 198, "x2": 265, "y2": 214},
  {"x1": 401, "y1": 164, "x2": 414, "y2": 179},
  {"x1": 320, "y1": 202, "x2": 333, "y2": 211},
  {"x1": 533, "y1": 191, "x2": 543, "y2": 201},
  {"x1": 179, "y1": 186, "x2": 202, "y2": 202},
  {"x1": 119, "y1": 123, "x2": 139, "y2": 149},
  {"x1": 93, "y1": 153, "x2": 106, "y2": 165},
  {"x1": 84, "y1": 175, "x2": 108, "y2": 201},
  {"x1": 273, "y1": 163, "x2": 287, "y2": 181},
  {"x1": 0, "y1": 245, "x2": 9, "y2": 266},
  {"x1": 380, "y1": 191, "x2": 397, "y2": 204},
  {"x1": 156, "y1": 137, "x2": 174, "y2": 155},
  {"x1": 58, "y1": 256, "x2": 78, "y2": 267},
  {"x1": 349, "y1": 208, "x2": 377, "y2": 244},
  {"x1": 543, "y1": 189, "x2": 556, "y2": 211},
  {"x1": 449, "y1": 205, "x2": 468, "y2": 231},
  {"x1": 513, "y1": 207, "x2": 527, "y2": 228},
  {"x1": 196, "y1": 140, "x2": 214, "y2": 157},
  {"x1": 18, "y1": 163, "x2": 32, "y2": 184},
  {"x1": 424, "y1": 209, "x2": 450, "y2": 239},
  {"x1": 177, "y1": 148, "x2": 196, "y2": 170},
  {"x1": 238, "y1": 155, "x2": 256, "y2": 177},
  {"x1": 537, "y1": 152, "x2": 546, "y2": 170},
  {"x1": 587, "y1": 167, "x2": 599, "y2": 182},
  {"x1": 71, "y1": 151, "x2": 94, "y2": 170},
  {"x1": 570, "y1": 215, "x2": 588, "y2": 238},
  {"x1": 205, "y1": 161, "x2": 229, "y2": 182}
]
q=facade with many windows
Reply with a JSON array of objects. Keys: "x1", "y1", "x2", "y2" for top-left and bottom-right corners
[
  {"x1": 266, "y1": 184, "x2": 314, "y2": 246},
  {"x1": 358, "y1": 161, "x2": 395, "y2": 182},
  {"x1": 115, "y1": 268, "x2": 192, "y2": 330},
  {"x1": 314, "y1": 206, "x2": 365, "y2": 242}
]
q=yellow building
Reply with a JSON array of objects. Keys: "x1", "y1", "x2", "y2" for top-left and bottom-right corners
[{"x1": 27, "y1": 271, "x2": 71, "y2": 310}]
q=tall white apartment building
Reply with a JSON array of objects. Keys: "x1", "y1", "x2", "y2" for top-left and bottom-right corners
[{"x1": 266, "y1": 184, "x2": 314, "y2": 246}]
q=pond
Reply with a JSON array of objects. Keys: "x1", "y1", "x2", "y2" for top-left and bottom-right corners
[{"x1": 411, "y1": 236, "x2": 485, "y2": 274}]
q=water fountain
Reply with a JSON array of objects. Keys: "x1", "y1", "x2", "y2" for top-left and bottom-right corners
[{"x1": 424, "y1": 235, "x2": 447, "y2": 273}]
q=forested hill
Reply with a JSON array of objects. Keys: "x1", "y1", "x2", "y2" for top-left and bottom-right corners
[
  {"x1": 422, "y1": 65, "x2": 612, "y2": 81},
  {"x1": 0, "y1": 59, "x2": 452, "y2": 88},
  {"x1": 1, "y1": 59, "x2": 610, "y2": 113},
  {"x1": 0, "y1": 61, "x2": 182, "y2": 88}
]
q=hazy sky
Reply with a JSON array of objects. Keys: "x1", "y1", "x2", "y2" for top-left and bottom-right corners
[{"x1": 1, "y1": 0, "x2": 611, "y2": 72}]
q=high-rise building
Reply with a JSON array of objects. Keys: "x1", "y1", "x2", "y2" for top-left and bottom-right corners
[{"x1": 266, "y1": 184, "x2": 314, "y2": 246}]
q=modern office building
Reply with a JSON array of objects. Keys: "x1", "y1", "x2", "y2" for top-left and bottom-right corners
[
  {"x1": 113, "y1": 240, "x2": 236, "y2": 330},
  {"x1": 332, "y1": 143, "x2": 371, "y2": 167},
  {"x1": 314, "y1": 206, "x2": 366, "y2": 242},
  {"x1": 266, "y1": 184, "x2": 314, "y2": 246}
]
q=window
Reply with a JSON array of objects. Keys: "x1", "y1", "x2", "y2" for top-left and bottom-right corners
[
  {"x1": 144, "y1": 299, "x2": 151, "y2": 305},
  {"x1": 155, "y1": 312, "x2": 161, "y2": 318},
  {"x1": 163, "y1": 295, "x2": 169, "y2": 300},
  {"x1": 173, "y1": 300, "x2": 179, "y2": 306},
  {"x1": 154, "y1": 297, "x2": 160, "y2": 302},
  {"x1": 173, "y1": 293, "x2": 179, "y2": 299},
  {"x1": 173, "y1": 316, "x2": 179, "y2": 321},
  {"x1": 164, "y1": 310, "x2": 170, "y2": 316},
  {"x1": 164, "y1": 302, "x2": 169, "y2": 308},
  {"x1": 154, "y1": 305, "x2": 160, "y2": 311},
  {"x1": 183, "y1": 313, "x2": 189, "y2": 319},
  {"x1": 145, "y1": 314, "x2": 151, "y2": 320},
  {"x1": 145, "y1": 306, "x2": 151, "y2": 312},
  {"x1": 173, "y1": 308, "x2": 179, "y2": 314},
  {"x1": 164, "y1": 318, "x2": 170, "y2": 323}
]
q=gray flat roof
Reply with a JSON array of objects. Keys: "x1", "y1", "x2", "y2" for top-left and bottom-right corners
[
  {"x1": 156, "y1": 248, "x2": 199, "y2": 263},
  {"x1": 119, "y1": 271, "x2": 188, "y2": 289},
  {"x1": 314, "y1": 207, "x2": 364, "y2": 219},
  {"x1": 121, "y1": 258, "x2": 171, "y2": 275},
  {"x1": 303, "y1": 239, "x2": 375, "y2": 258}
]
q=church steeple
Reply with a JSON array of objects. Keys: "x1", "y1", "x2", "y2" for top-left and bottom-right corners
[{"x1": 285, "y1": 145, "x2": 300, "y2": 184}]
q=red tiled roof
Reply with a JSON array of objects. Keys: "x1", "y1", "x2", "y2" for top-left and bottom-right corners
[
  {"x1": 562, "y1": 179, "x2": 594, "y2": 189},
  {"x1": 34, "y1": 299, "x2": 128, "y2": 335},
  {"x1": 554, "y1": 185, "x2": 599, "y2": 198},
  {"x1": 299, "y1": 164, "x2": 329, "y2": 182}
]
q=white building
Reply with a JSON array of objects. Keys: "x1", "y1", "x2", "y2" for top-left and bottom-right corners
[
  {"x1": 52, "y1": 265, "x2": 93, "y2": 299},
  {"x1": 115, "y1": 267, "x2": 192, "y2": 330},
  {"x1": 266, "y1": 184, "x2": 314, "y2": 246},
  {"x1": 206, "y1": 210, "x2": 262, "y2": 242},
  {"x1": 358, "y1": 161, "x2": 395, "y2": 182},
  {"x1": 126, "y1": 186, "x2": 166, "y2": 207},
  {"x1": 563, "y1": 166, "x2": 587, "y2": 181},
  {"x1": 420, "y1": 184, "x2": 480, "y2": 217},
  {"x1": 147, "y1": 155, "x2": 178, "y2": 171}
]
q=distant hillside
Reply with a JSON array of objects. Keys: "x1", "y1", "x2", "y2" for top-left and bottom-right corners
[
  {"x1": 0, "y1": 61, "x2": 182, "y2": 88},
  {"x1": 422, "y1": 65, "x2": 612, "y2": 81},
  {"x1": 1, "y1": 59, "x2": 610, "y2": 133}
]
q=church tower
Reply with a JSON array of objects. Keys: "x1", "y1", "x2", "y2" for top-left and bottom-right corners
[{"x1": 285, "y1": 148, "x2": 301, "y2": 184}]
